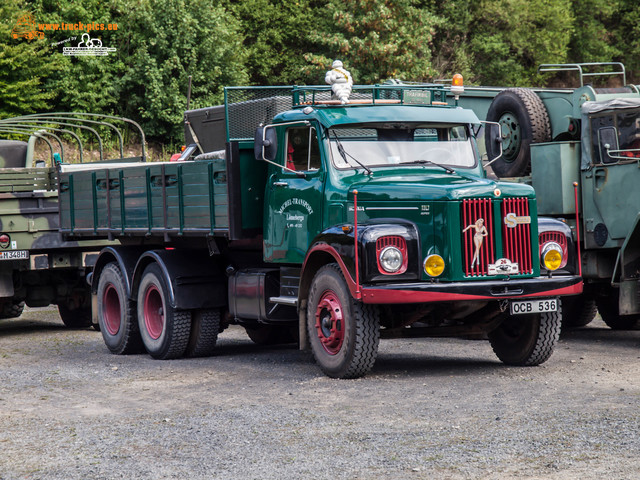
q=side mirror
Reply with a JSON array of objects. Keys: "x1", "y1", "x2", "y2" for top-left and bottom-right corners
[
  {"x1": 254, "y1": 125, "x2": 278, "y2": 162},
  {"x1": 483, "y1": 121, "x2": 503, "y2": 167},
  {"x1": 598, "y1": 127, "x2": 619, "y2": 164}
]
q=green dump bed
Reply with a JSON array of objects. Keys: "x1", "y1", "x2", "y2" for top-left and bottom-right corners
[{"x1": 58, "y1": 158, "x2": 230, "y2": 240}]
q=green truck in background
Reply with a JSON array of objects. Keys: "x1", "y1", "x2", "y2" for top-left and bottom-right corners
[
  {"x1": 0, "y1": 115, "x2": 140, "y2": 327},
  {"x1": 57, "y1": 84, "x2": 582, "y2": 378},
  {"x1": 450, "y1": 63, "x2": 640, "y2": 330}
]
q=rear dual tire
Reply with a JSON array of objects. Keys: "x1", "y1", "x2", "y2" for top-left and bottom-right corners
[
  {"x1": 137, "y1": 263, "x2": 191, "y2": 360},
  {"x1": 97, "y1": 262, "x2": 144, "y2": 354}
]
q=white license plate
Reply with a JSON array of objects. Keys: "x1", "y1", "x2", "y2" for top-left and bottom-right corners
[
  {"x1": 510, "y1": 298, "x2": 558, "y2": 315},
  {"x1": 0, "y1": 250, "x2": 29, "y2": 261}
]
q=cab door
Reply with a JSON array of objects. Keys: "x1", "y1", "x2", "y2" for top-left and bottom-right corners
[
  {"x1": 583, "y1": 114, "x2": 640, "y2": 249},
  {"x1": 264, "y1": 125, "x2": 325, "y2": 263}
]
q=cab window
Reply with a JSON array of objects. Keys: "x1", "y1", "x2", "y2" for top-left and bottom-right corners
[{"x1": 285, "y1": 127, "x2": 321, "y2": 172}]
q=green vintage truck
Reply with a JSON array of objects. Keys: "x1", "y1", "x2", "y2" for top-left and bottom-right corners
[
  {"x1": 58, "y1": 84, "x2": 582, "y2": 378},
  {"x1": 0, "y1": 114, "x2": 140, "y2": 326},
  {"x1": 449, "y1": 63, "x2": 640, "y2": 330}
]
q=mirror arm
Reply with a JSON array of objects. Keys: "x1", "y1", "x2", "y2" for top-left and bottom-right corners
[
  {"x1": 480, "y1": 120, "x2": 503, "y2": 168},
  {"x1": 260, "y1": 120, "x2": 311, "y2": 161}
]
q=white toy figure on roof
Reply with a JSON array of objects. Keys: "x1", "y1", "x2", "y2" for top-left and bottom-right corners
[{"x1": 325, "y1": 60, "x2": 353, "y2": 104}]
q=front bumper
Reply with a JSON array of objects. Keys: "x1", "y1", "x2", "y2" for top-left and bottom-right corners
[{"x1": 359, "y1": 275, "x2": 582, "y2": 304}]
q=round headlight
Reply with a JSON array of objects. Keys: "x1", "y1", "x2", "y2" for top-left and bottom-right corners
[
  {"x1": 424, "y1": 254, "x2": 445, "y2": 277},
  {"x1": 541, "y1": 242, "x2": 563, "y2": 271},
  {"x1": 379, "y1": 246, "x2": 403, "y2": 273}
]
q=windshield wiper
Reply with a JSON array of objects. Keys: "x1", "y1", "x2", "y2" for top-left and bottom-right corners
[
  {"x1": 332, "y1": 132, "x2": 373, "y2": 175},
  {"x1": 407, "y1": 159, "x2": 455, "y2": 174}
]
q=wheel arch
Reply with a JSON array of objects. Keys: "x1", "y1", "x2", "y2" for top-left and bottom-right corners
[
  {"x1": 91, "y1": 246, "x2": 148, "y2": 299},
  {"x1": 132, "y1": 249, "x2": 227, "y2": 311}
]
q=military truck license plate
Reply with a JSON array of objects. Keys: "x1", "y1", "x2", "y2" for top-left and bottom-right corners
[
  {"x1": 0, "y1": 250, "x2": 29, "y2": 260},
  {"x1": 510, "y1": 298, "x2": 557, "y2": 315}
]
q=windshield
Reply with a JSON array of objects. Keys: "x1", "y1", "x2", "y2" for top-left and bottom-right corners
[{"x1": 328, "y1": 123, "x2": 477, "y2": 169}]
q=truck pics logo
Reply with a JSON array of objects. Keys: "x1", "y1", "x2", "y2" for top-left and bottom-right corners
[
  {"x1": 63, "y1": 33, "x2": 116, "y2": 56},
  {"x1": 11, "y1": 13, "x2": 43, "y2": 40},
  {"x1": 504, "y1": 212, "x2": 531, "y2": 228}
]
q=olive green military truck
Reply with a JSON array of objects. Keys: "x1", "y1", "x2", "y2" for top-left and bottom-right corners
[
  {"x1": 0, "y1": 114, "x2": 141, "y2": 326},
  {"x1": 449, "y1": 63, "x2": 640, "y2": 330}
]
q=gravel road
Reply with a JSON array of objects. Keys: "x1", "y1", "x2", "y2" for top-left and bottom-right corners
[{"x1": 1, "y1": 307, "x2": 639, "y2": 480}]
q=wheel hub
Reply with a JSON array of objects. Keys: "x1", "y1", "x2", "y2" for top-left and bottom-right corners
[
  {"x1": 102, "y1": 284, "x2": 121, "y2": 336},
  {"x1": 315, "y1": 291, "x2": 345, "y2": 355},
  {"x1": 144, "y1": 285, "x2": 164, "y2": 340},
  {"x1": 498, "y1": 112, "x2": 521, "y2": 160}
]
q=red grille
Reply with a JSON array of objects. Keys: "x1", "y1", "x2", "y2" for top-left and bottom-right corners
[
  {"x1": 501, "y1": 197, "x2": 533, "y2": 274},
  {"x1": 539, "y1": 230, "x2": 568, "y2": 268},
  {"x1": 376, "y1": 236, "x2": 408, "y2": 275},
  {"x1": 461, "y1": 199, "x2": 495, "y2": 276}
]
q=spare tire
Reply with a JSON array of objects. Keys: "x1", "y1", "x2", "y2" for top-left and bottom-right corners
[{"x1": 485, "y1": 88, "x2": 551, "y2": 177}]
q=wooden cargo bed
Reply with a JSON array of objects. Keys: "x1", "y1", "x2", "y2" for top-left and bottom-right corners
[{"x1": 58, "y1": 159, "x2": 229, "y2": 239}]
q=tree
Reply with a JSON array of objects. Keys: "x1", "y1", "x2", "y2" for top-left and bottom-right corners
[
  {"x1": 224, "y1": 0, "x2": 326, "y2": 86},
  {"x1": 614, "y1": 0, "x2": 640, "y2": 83},
  {"x1": 467, "y1": 0, "x2": 574, "y2": 86},
  {"x1": 115, "y1": 0, "x2": 249, "y2": 141},
  {"x1": 37, "y1": 0, "x2": 124, "y2": 115},
  {"x1": 306, "y1": 0, "x2": 442, "y2": 84},
  {"x1": 0, "y1": 0, "x2": 59, "y2": 118}
]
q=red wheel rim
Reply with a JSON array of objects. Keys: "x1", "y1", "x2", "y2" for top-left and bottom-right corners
[
  {"x1": 143, "y1": 285, "x2": 164, "y2": 340},
  {"x1": 314, "y1": 290, "x2": 345, "y2": 355},
  {"x1": 102, "y1": 284, "x2": 121, "y2": 336}
]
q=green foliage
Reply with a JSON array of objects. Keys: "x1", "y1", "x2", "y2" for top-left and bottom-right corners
[
  {"x1": 568, "y1": 0, "x2": 620, "y2": 65},
  {"x1": 37, "y1": 0, "x2": 123, "y2": 114},
  {"x1": 3, "y1": 0, "x2": 640, "y2": 144},
  {"x1": 467, "y1": 0, "x2": 574, "y2": 86},
  {"x1": 116, "y1": 0, "x2": 249, "y2": 139},
  {"x1": 615, "y1": 0, "x2": 640, "y2": 83},
  {"x1": 0, "y1": 0, "x2": 59, "y2": 118},
  {"x1": 429, "y1": 0, "x2": 474, "y2": 81},
  {"x1": 224, "y1": 0, "x2": 325, "y2": 85},
  {"x1": 305, "y1": 0, "x2": 441, "y2": 84}
]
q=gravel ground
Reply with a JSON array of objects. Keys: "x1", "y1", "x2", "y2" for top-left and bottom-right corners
[{"x1": 1, "y1": 307, "x2": 639, "y2": 480}]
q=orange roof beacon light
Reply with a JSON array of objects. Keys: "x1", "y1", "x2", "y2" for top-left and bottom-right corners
[{"x1": 451, "y1": 74, "x2": 464, "y2": 104}]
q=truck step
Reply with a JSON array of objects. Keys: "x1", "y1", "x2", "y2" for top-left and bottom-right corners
[{"x1": 269, "y1": 296, "x2": 298, "y2": 307}]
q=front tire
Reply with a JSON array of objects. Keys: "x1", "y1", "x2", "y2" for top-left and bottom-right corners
[
  {"x1": 96, "y1": 262, "x2": 143, "y2": 354},
  {"x1": 596, "y1": 288, "x2": 640, "y2": 330},
  {"x1": 489, "y1": 307, "x2": 561, "y2": 366},
  {"x1": 137, "y1": 263, "x2": 191, "y2": 360},
  {"x1": 307, "y1": 264, "x2": 380, "y2": 379},
  {"x1": 561, "y1": 294, "x2": 598, "y2": 328},
  {"x1": 0, "y1": 300, "x2": 25, "y2": 319},
  {"x1": 58, "y1": 304, "x2": 92, "y2": 328}
]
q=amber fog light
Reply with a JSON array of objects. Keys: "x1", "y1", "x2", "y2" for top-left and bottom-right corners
[
  {"x1": 541, "y1": 242, "x2": 563, "y2": 271},
  {"x1": 424, "y1": 254, "x2": 445, "y2": 277}
]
